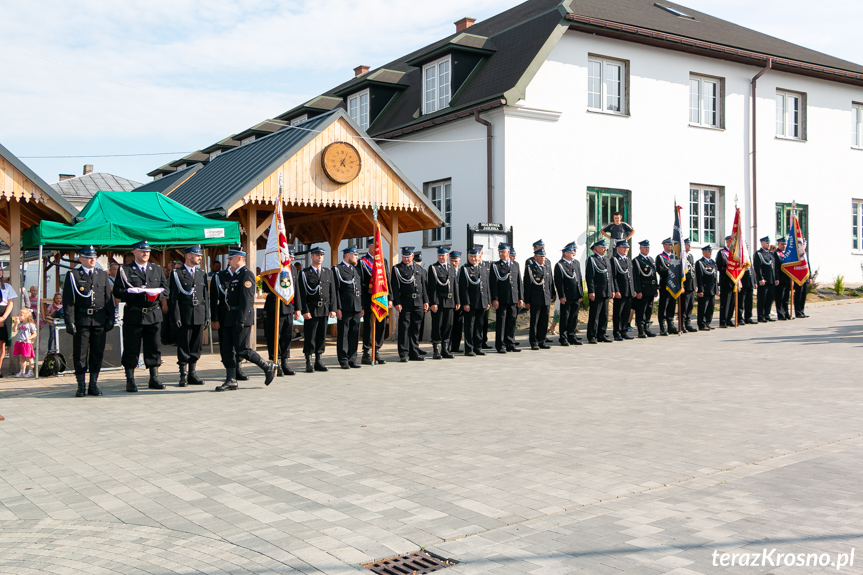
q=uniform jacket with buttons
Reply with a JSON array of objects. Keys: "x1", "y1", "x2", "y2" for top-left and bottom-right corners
[
  {"x1": 210, "y1": 269, "x2": 233, "y2": 324},
  {"x1": 683, "y1": 252, "x2": 698, "y2": 293},
  {"x1": 522, "y1": 258, "x2": 555, "y2": 305},
  {"x1": 300, "y1": 265, "x2": 337, "y2": 317},
  {"x1": 333, "y1": 261, "x2": 363, "y2": 313},
  {"x1": 695, "y1": 257, "x2": 718, "y2": 297},
  {"x1": 113, "y1": 261, "x2": 168, "y2": 325},
  {"x1": 169, "y1": 266, "x2": 209, "y2": 326},
  {"x1": 458, "y1": 263, "x2": 490, "y2": 309},
  {"x1": 63, "y1": 267, "x2": 115, "y2": 328},
  {"x1": 391, "y1": 262, "x2": 427, "y2": 309},
  {"x1": 427, "y1": 261, "x2": 460, "y2": 309},
  {"x1": 553, "y1": 258, "x2": 583, "y2": 302},
  {"x1": 586, "y1": 254, "x2": 614, "y2": 298},
  {"x1": 753, "y1": 248, "x2": 777, "y2": 283},
  {"x1": 490, "y1": 259, "x2": 523, "y2": 304},
  {"x1": 632, "y1": 254, "x2": 658, "y2": 297},
  {"x1": 610, "y1": 254, "x2": 635, "y2": 297},
  {"x1": 224, "y1": 266, "x2": 256, "y2": 328}
]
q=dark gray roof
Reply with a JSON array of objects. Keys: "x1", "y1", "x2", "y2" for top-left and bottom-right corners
[
  {"x1": 168, "y1": 112, "x2": 338, "y2": 215},
  {"x1": 50, "y1": 172, "x2": 142, "y2": 199},
  {"x1": 571, "y1": 0, "x2": 863, "y2": 74},
  {"x1": 0, "y1": 142, "x2": 78, "y2": 217},
  {"x1": 154, "y1": 0, "x2": 863, "y2": 170},
  {"x1": 133, "y1": 163, "x2": 202, "y2": 195}
]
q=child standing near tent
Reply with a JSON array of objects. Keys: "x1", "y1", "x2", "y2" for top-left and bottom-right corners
[{"x1": 12, "y1": 309, "x2": 37, "y2": 377}]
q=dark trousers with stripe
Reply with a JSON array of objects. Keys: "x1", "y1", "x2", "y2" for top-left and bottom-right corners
[
  {"x1": 73, "y1": 325, "x2": 106, "y2": 375},
  {"x1": 528, "y1": 305, "x2": 549, "y2": 346},
  {"x1": 558, "y1": 300, "x2": 579, "y2": 343},
  {"x1": 633, "y1": 294, "x2": 654, "y2": 325},
  {"x1": 719, "y1": 287, "x2": 736, "y2": 326},
  {"x1": 450, "y1": 308, "x2": 464, "y2": 352},
  {"x1": 463, "y1": 307, "x2": 486, "y2": 354},
  {"x1": 397, "y1": 305, "x2": 423, "y2": 358},
  {"x1": 775, "y1": 284, "x2": 791, "y2": 319},
  {"x1": 431, "y1": 308, "x2": 454, "y2": 346},
  {"x1": 697, "y1": 294, "x2": 715, "y2": 328},
  {"x1": 612, "y1": 297, "x2": 632, "y2": 337},
  {"x1": 757, "y1": 284, "x2": 775, "y2": 320},
  {"x1": 303, "y1": 316, "x2": 328, "y2": 356},
  {"x1": 121, "y1": 322, "x2": 161, "y2": 369},
  {"x1": 587, "y1": 298, "x2": 608, "y2": 341},
  {"x1": 682, "y1": 291, "x2": 695, "y2": 326},
  {"x1": 176, "y1": 324, "x2": 204, "y2": 365},
  {"x1": 337, "y1": 312, "x2": 362, "y2": 365},
  {"x1": 228, "y1": 324, "x2": 264, "y2": 367},
  {"x1": 495, "y1": 304, "x2": 518, "y2": 350}
]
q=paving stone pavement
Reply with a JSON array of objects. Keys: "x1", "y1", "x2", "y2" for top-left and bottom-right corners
[{"x1": 1, "y1": 301, "x2": 862, "y2": 574}]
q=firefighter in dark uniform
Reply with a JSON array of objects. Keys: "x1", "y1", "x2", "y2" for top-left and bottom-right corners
[
  {"x1": 210, "y1": 258, "x2": 249, "y2": 382},
  {"x1": 552, "y1": 242, "x2": 582, "y2": 346},
  {"x1": 490, "y1": 243, "x2": 523, "y2": 353},
  {"x1": 716, "y1": 235, "x2": 736, "y2": 328},
  {"x1": 478, "y1": 246, "x2": 493, "y2": 350},
  {"x1": 215, "y1": 246, "x2": 276, "y2": 391},
  {"x1": 391, "y1": 246, "x2": 428, "y2": 361},
  {"x1": 774, "y1": 237, "x2": 791, "y2": 320},
  {"x1": 458, "y1": 246, "x2": 490, "y2": 356},
  {"x1": 263, "y1": 247, "x2": 301, "y2": 376},
  {"x1": 632, "y1": 240, "x2": 658, "y2": 338},
  {"x1": 113, "y1": 240, "x2": 169, "y2": 392},
  {"x1": 610, "y1": 239, "x2": 635, "y2": 341},
  {"x1": 427, "y1": 246, "x2": 458, "y2": 359},
  {"x1": 753, "y1": 236, "x2": 778, "y2": 322},
  {"x1": 168, "y1": 245, "x2": 209, "y2": 387},
  {"x1": 300, "y1": 246, "x2": 337, "y2": 373},
  {"x1": 682, "y1": 239, "x2": 698, "y2": 332},
  {"x1": 654, "y1": 238, "x2": 678, "y2": 335},
  {"x1": 359, "y1": 238, "x2": 388, "y2": 365},
  {"x1": 413, "y1": 250, "x2": 429, "y2": 355},
  {"x1": 695, "y1": 245, "x2": 718, "y2": 330},
  {"x1": 63, "y1": 246, "x2": 115, "y2": 397},
  {"x1": 334, "y1": 247, "x2": 363, "y2": 369},
  {"x1": 522, "y1": 244, "x2": 555, "y2": 350},
  {"x1": 448, "y1": 251, "x2": 464, "y2": 353},
  {"x1": 585, "y1": 240, "x2": 613, "y2": 343},
  {"x1": 795, "y1": 239, "x2": 810, "y2": 318}
]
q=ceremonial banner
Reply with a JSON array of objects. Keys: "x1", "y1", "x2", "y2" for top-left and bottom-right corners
[
  {"x1": 260, "y1": 196, "x2": 294, "y2": 305},
  {"x1": 781, "y1": 213, "x2": 810, "y2": 286},
  {"x1": 725, "y1": 207, "x2": 751, "y2": 282},
  {"x1": 370, "y1": 221, "x2": 389, "y2": 321},
  {"x1": 665, "y1": 204, "x2": 685, "y2": 299}
]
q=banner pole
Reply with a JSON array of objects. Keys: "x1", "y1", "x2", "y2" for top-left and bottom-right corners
[
  {"x1": 273, "y1": 300, "x2": 280, "y2": 370},
  {"x1": 790, "y1": 282, "x2": 795, "y2": 320},
  {"x1": 371, "y1": 316, "x2": 376, "y2": 365},
  {"x1": 678, "y1": 297, "x2": 682, "y2": 335}
]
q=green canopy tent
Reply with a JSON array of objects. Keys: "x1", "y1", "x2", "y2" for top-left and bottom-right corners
[
  {"x1": 22, "y1": 191, "x2": 240, "y2": 373},
  {"x1": 23, "y1": 191, "x2": 240, "y2": 249}
]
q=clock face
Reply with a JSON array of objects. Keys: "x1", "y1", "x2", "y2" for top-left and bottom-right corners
[{"x1": 321, "y1": 141, "x2": 362, "y2": 184}]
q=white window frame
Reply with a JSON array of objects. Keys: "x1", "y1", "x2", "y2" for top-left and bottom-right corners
[
  {"x1": 688, "y1": 185, "x2": 721, "y2": 246},
  {"x1": 587, "y1": 56, "x2": 628, "y2": 115},
  {"x1": 422, "y1": 55, "x2": 452, "y2": 115},
  {"x1": 853, "y1": 200, "x2": 863, "y2": 252},
  {"x1": 853, "y1": 103, "x2": 863, "y2": 148},
  {"x1": 347, "y1": 90, "x2": 369, "y2": 130},
  {"x1": 240, "y1": 136, "x2": 255, "y2": 146},
  {"x1": 424, "y1": 180, "x2": 452, "y2": 246},
  {"x1": 290, "y1": 114, "x2": 308, "y2": 126},
  {"x1": 689, "y1": 75, "x2": 722, "y2": 128},
  {"x1": 776, "y1": 90, "x2": 805, "y2": 140}
]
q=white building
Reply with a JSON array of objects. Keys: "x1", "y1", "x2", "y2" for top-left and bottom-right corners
[{"x1": 153, "y1": 0, "x2": 863, "y2": 281}]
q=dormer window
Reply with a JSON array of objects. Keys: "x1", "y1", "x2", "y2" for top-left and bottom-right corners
[
  {"x1": 241, "y1": 136, "x2": 255, "y2": 146},
  {"x1": 290, "y1": 115, "x2": 308, "y2": 126},
  {"x1": 348, "y1": 90, "x2": 370, "y2": 130},
  {"x1": 423, "y1": 55, "x2": 452, "y2": 114}
]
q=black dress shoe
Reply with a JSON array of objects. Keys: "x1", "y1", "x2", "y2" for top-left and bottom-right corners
[
  {"x1": 530, "y1": 345, "x2": 539, "y2": 350},
  {"x1": 464, "y1": 351, "x2": 476, "y2": 357},
  {"x1": 572, "y1": 339, "x2": 583, "y2": 345},
  {"x1": 746, "y1": 319, "x2": 758, "y2": 324},
  {"x1": 361, "y1": 355, "x2": 372, "y2": 365},
  {"x1": 767, "y1": 317, "x2": 776, "y2": 322},
  {"x1": 497, "y1": 349, "x2": 507, "y2": 354},
  {"x1": 538, "y1": 343, "x2": 551, "y2": 349},
  {"x1": 481, "y1": 343, "x2": 492, "y2": 349},
  {"x1": 314, "y1": 361, "x2": 329, "y2": 372},
  {"x1": 149, "y1": 382, "x2": 166, "y2": 390},
  {"x1": 340, "y1": 363, "x2": 351, "y2": 370},
  {"x1": 587, "y1": 338, "x2": 597, "y2": 344},
  {"x1": 507, "y1": 347, "x2": 521, "y2": 352},
  {"x1": 623, "y1": 333, "x2": 634, "y2": 340},
  {"x1": 376, "y1": 357, "x2": 387, "y2": 364},
  {"x1": 718, "y1": 324, "x2": 728, "y2": 328},
  {"x1": 348, "y1": 362, "x2": 361, "y2": 369},
  {"x1": 400, "y1": 356, "x2": 408, "y2": 362},
  {"x1": 559, "y1": 340, "x2": 570, "y2": 346},
  {"x1": 600, "y1": 336, "x2": 614, "y2": 343},
  {"x1": 263, "y1": 362, "x2": 277, "y2": 385},
  {"x1": 215, "y1": 382, "x2": 238, "y2": 392},
  {"x1": 418, "y1": 349, "x2": 428, "y2": 355},
  {"x1": 475, "y1": 350, "x2": 486, "y2": 356},
  {"x1": 235, "y1": 368, "x2": 249, "y2": 381},
  {"x1": 613, "y1": 335, "x2": 623, "y2": 342},
  {"x1": 409, "y1": 355, "x2": 424, "y2": 361}
]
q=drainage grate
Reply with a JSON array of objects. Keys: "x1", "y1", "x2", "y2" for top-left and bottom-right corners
[{"x1": 364, "y1": 550, "x2": 457, "y2": 574}]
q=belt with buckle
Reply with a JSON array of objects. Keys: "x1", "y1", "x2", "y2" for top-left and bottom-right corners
[
  {"x1": 82, "y1": 307, "x2": 104, "y2": 315},
  {"x1": 228, "y1": 306, "x2": 241, "y2": 311},
  {"x1": 316, "y1": 301, "x2": 324, "y2": 307},
  {"x1": 411, "y1": 293, "x2": 417, "y2": 299}
]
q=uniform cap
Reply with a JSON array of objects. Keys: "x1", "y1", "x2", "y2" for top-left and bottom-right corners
[
  {"x1": 777, "y1": 237, "x2": 787, "y2": 243},
  {"x1": 449, "y1": 250, "x2": 462, "y2": 259},
  {"x1": 532, "y1": 239, "x2": 544, "y2": 248},
  {"x1": 473, "y1": 244, "x2": 484, "y2": 252},
  {"x1": 701, "y1": 244, "x2": 714, "y2": 252},
  {"x1": 184, "y1": 245, "x2": 202, "y2": 255},
  {"x1": 615, "y1": 239, "x2": 629, "y2": 248},
  {"x1": 400, "y1": 246, "x2": 414, "y2": 256},
  {"x1": 661, "y1": 238, "x2": 673, "y2": 245},
  {"x1": 437, "y1": 247, "x2": 450, "y2": 255},
  {"x1": 684, "y1": 238, "x2": 691, "y2": 245},
  {"x1": 509, "y1": 248, "x2": 516, "y2": 256},
  {"x1": 725, "y1": 235, "x2": 732, "y2": 241},
  {"x1": 638, "y1": 239, "x2": 650, "y2": 247},
  {"x1": 227, "y1": 246, "x2": 246, "y2": 257},
  {"x1": 133, "y1": 241, "x2": 151, "y2": 251},
  {"x1": 760, "y1": 236, "x2": 771, "y2": 243},
  {"x1": 591, "y1": 239, "x2": 607, "y2": 249},
  {"x1": 468, "y1": 247, "x2": 481, "y2": 256},
  {"x1": 342, "y1": 246, "x2": 357, "y2": 255},
  {"x1": 413, "y1": 251, "x2": 423, "y2": 262},
  {"x1": 498, "y1": 242, "x2": 510, "y2": 251},
  {"x1": 78, "y1": 245, "x2": 97, "y2": 258},
  {"x1": 309, "y1": 246, "x2": 326, "y2": 255}
]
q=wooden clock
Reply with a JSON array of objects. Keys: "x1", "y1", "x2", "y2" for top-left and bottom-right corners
[{"x1": 321, "y1": 141, "x2": 362, "y2": 184}]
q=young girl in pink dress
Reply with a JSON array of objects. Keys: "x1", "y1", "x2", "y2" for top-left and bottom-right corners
[{"x1": 12, "y1": 309, "x2": 37, "y2": 378}]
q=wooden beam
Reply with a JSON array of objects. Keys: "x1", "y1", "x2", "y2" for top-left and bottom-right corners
[
  {"x1": 255, "y1": 213, "x2": 273, "y2": 239},
  {"x1": 388, "y1": 210, "x2": 398, "y2": 341},
  {"x1": 244, "y1": 206, "x2": 258, "y2": 348},
  {"x1": 284, "y1": 209, "x2": 361, "y2": 228},
  {"x1": 360, "y1": 208, "x2": 393, "y2": 245}
]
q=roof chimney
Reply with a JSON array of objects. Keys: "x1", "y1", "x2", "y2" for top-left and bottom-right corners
[
  {"x1": 354, "y1": 65, "x2": 370, "y2": 77},
  {"x1": 455, "y1": 17, "x2": 476, "y2": 33},
  {"x1": 83, "y1": 164, "x2": 93, "y2": 175},
  {"x1": 59, "y1": 174, "x2": 75, "y2": 181}
]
